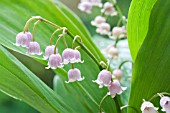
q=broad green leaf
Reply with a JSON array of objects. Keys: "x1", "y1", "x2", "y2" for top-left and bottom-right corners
[
  {"x1": 0, "y1": 0, "x2": 124, "y2": 113},
  {"x1": 128, "y1": 0, "x2": 170, "y2": 112},
  {"x1": 127, "y1": 0, "x2": 157, "y2": 61}
]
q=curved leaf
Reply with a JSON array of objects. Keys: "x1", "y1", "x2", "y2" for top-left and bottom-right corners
[{"x1": 128, "y1": 0, "x2": 170, "y2": 112}]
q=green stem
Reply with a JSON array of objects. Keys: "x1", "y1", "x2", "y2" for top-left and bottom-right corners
[
  {"x1": 50, "y1": 28, "x2": 62, "y2": 45},
  {"x1": 149, "y1": 92, "x2": 170, "y2": 101},
  {"x1": 118, "y1": 60, "x2": 133, "y2": 69},
  {"x1": 72, "y1": 35, "x2": 82, "y2": 49},
  {"x1": 54, "y1": 35, "x2": 62, "y2": 54},
  {"x1": 99, "y1": 94, "x2": 108, "y2": 113},
  {"x1": 31, "y1": 20, "x2": 41, "y2": 41},
  {"x1": 121, "y1": 105, "x2": 139, "y2": 113}
]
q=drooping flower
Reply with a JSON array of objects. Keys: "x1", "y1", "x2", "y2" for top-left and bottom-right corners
[
  {"x1": 65, "y1": 68, "x2": 84, "y2": 83},
  {"x1": 113, "y1": 69, "x2": 123, "y2": 81},
  {"x1": 78, "y1": 1, "x2": 92, "y2": 13},
  {"x1": 93, "y1": 70, "x2": 112, "y2": 88},
  {"x1": 105, "y1": 45, "x2": 118, "y2": 58},
  {"x1": 101, "y1": 2, "x2": 117, "y2": 16},
  {"x1": 96, "y1": 23, "x2": 111, "y2": 35},
  {"x1": 141, "y1": 101, "x2": 158, "y2": 113},
  {"x1": 111, "y1": 26, "x2": 127, "y2": 39},
  {"x1": 62, "y1": 48, "x2": 75, "y2": 64},
  {"x1": 107, "y1": 80, "x2": 126, "y2": 98},
  {"x1": 160, "y1": 96, "x2": 170, "y2": 113},
  {"x1": 15, "y1": 32, "x2": 32, "y2": 47},
  {"x1": 91, "y1": 0, "x2": 102, "y2": 7},
  {"x1": 27, "y1": 41, "x2": 42, "y2": 55},
  {"x1": 71, "y1": 49, "x2": 84, "y2": 63},
  {"x1": 46, "y1": 53, "x2": 63, "y2": 69},
  {"x1": 43, "y1": 45, "x2": 58, "y2": 60},
  {"x1": 91, "y1": 16, "x2": 106, "y2": 27}
]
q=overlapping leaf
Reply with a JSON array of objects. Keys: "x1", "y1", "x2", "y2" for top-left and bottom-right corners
[{"x1": 128, "y1": 0, "x2": 170, "y2": 112}]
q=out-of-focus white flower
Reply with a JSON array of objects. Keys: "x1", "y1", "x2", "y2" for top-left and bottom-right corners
[
  {"x1": 96, "y1": 23, "x2": 111, "y2": 35},
  {"x1": 111, "y1": 26, "x2": 127, "y2": 39},
  {"x1": 113, "y1": 69, "x2": 123, "y2": 81},
  {"x1": 43, "y1": 45, "x2": 58, "y2": 60},
  {"x1": 78, "y1": 1, "x2": 92, "y2": 13},
  {"x1": 141, "y1": 101, "x2": 158, "y2": 113},
  {"x1": 93, "y1": 69, "x2": 112, "y2": 88},
  {"x1": 160, "y1": 96, "x2": 170, "y2": 113},
  {"x1": 27, "y1": 41, "x2": 42, "y2": 55},
  {"x1": 91, "y1": 0, "x2": 102, "y2": 7},
  {"x1": 105, "y1": 45, "x2": 118, "y2": 58},
  {"x1": 65, "y1": 68, "x2": 84, "y2": 83},
  {"x1": 91, "y1": 16, "x2": 106, "y2": 27},
  {"x1": 107, "y1": 80, "x2": 126, "y2": 98},
  {"x1": 101, "y1": 2, "x2": 117, "y2": 16}
]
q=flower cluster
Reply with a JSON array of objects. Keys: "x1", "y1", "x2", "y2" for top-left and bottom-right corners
[
  {"x1": 141, "y1": 94, "x2": 170, "y2": 113},
  {"x1": 93, "y1": 61, "x2": 126, "y2": 98},
  {"x1": 14, "y1": 16, "x2": 84, "y2": 84}
]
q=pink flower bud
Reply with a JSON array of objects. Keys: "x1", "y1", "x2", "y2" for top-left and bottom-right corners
[
  {"x1": 160, "y1": 96, "x2": 170, "y2": 112},
  {"x1": 62, "y1": 48, "x2": 75, "y2": 64},
  {"x1": 78, "y1": 1, "x2": 92, "y2": 13},
  {"x1": 93, "y1": 70, "x2": 112, "y2": 88},
  {"x1": 101, "y1": 2, "x2": 117, "y2": 16},
  {"x1": 43, "y1": 45, "x2": 58, "y2": 60},
  {"x1": 107, "y1": 80, "x2": 126, "y2": 98},
  {"x1": 96, "y1": 23, "x2": 111, "y2": 35},
  {"x1": 46, "y1": 54, "x2": 63, "y2": 69},
  {"x1": 65, "y1": 68, "x2": 84, "y2": 83},
  {"x1": 91, "y1": 16, "x2": 106, "y2": 27},
  {"x1": 113, "y1": 69, "x2": 123, "y2": 81},
  {"x1": 141, "y1": 101, "x2": 158, "y2": 113},
  {"x1": 111, "y1": 26, "x2": 127, "y2": 39},
  {"x1": 27, "y1": 41, "x2": 42, "y2": 55},
  {"x1": 15, "y1": 32, "x2": 32, "y2": 47}
]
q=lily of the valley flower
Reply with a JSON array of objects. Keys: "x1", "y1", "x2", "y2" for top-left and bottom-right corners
[
  {"x1": 160, "y1": 96, "x2": 170, "y2": 113},
  {"x1": 15, "y1": 32, "x2": 32, "y2": 47},
  {"x1": 111, "y1": 26, "x2": 126, "y2": 39},
  {"x1": 46, "y1": 53, "x2": 63, "y2": 69},
  {"x1": 43, "y1": 45, "x2": 58, "y2": 60},
  {"x1": 107, "y1": 80, "x2": 126, "y2": 98},
  {"x1": 101, "y1": 2, "x2": 117, "y2": 16},
  {"x1": 113, "y1": 69, "x2": 123, "y2": 81},
  {"x1": 96, "y1": 23, "x2": 111, "y2": 35},
  {"x1": 93, "y1": 69, "x2": 112, "y2": 88},
  {"x1": 78, "y1": 1, "x2": 92, "y2": 13},
  {"x1": 65, "y1": 68, "x2": 84, "y2": 83},
  {"x1": 27, "y1": 41, "x2": 42, "y2": 55},
  {"x1": 141, "y1": 101, "x2": 158, "y2": 113},
  {"x1": 105, "y1": 45, "x2": 118, "y2": 58},
  {"x1": 91, "y1": 16, "x2": 106, "y2": 27}
]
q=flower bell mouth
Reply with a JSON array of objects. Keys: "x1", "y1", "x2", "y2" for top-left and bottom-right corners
[
  {"x1": 160, "y1": 96, "x2": 170, "y2": 112},
  {"x1": 101, "y1": 2, "x2": 117, "y2": 16},
  {"x1": 140, "y1": 101, "x2": 158, "y2": 113}
]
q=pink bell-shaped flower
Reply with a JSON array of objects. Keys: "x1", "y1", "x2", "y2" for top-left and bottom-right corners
[
  {"x1": 113, "y1": 69, "x2": 123, "y2": 81},
  {"x1": 15, "y1": 32, "x2": 32, "y2": 47},
  {"x1": 43, "y1": 45, "x2": 58, "y2": 60},
  {"x1": 71, "y1": 49, "x2": 84, "y2": 63},
  {"x1": 141, "y1": 101, "x2": 158, "y2": 113},
  {"x1": 62, "y1": 48, "x2": 75, "y2": 64},
  {"x1": 96, "y1": 23, "x2": 111, "y2": 35},
  {"x1": 93, "y1": 70, "x2": 112, "y2": 88},
  {"x1": 160, "y1": 96, "x2": 170, "y2": 113},
  {"x1": 107, "y1": 80, "x2": 126, "y2": 98},
  {"x1": 78, "y1": 1, "x2": 92, "y2": 13},
  {"x1": 65, "y1": 68, "x2": 84, "y2": 83},
  {"x1": 46, "y1": 53, "x2": 63, "y2": 69},
  {"x1": 101, "y1": 2, "x2": 117, "y2": 16},
  {"x1": 91, "y1": 16, "x2": 106, "y2": 27},
  {"x1": 27, "y1": 41, "x2": 42, "y2": 55}
]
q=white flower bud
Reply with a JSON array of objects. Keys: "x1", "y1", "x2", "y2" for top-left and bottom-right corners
[{"x1": 113, "y1": 69, "x2": 123, "y2": 81}]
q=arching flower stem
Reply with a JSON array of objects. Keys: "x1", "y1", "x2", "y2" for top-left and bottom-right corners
[
  {"x1": 99, "y1": 94, "x2": 108, "y2": 113},
  {"x1": 32, "y1": 20, "x2": 41, "y2": 41}
]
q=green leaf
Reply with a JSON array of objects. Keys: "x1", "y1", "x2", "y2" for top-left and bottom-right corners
[
  {"x1": 0, "y1": 0, "x2": 123, "y2": 112},
  {"x1": 128, "y1": 0, "x2": 170, "y2": 112},
  {"x1": 127, "y1": 0, "x2": 157, "y2": 61}
]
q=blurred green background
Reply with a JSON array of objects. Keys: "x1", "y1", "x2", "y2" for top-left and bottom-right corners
[{"x1": 0, "y1": 0, "x2": 131, "y2": 112}]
